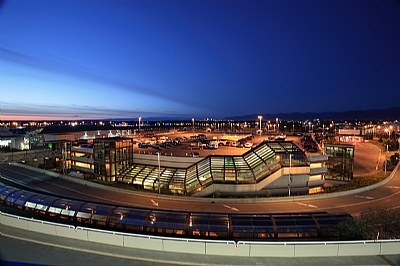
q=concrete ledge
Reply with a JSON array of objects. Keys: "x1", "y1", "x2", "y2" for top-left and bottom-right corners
[
  {"x1": 2, "y1": 212, "x2": 400, "y2": 257},
  {"x1": 206, "y1": 242, "x2": 246, "y2": 256},
  {"x1": 87, "y1": 229, "x2": 124, "y2": 247},
  {"x1": 73, "y1": 227, "x2": 89, "y2": 241},
  {"x1": 337, "y1": 242, "x2": 380, "y2": 256},
  {"x1": 27, "y1": 220, "x2": 57, "y2": 235},
  {"x1": 294, "y1": 243, "x2": 339, "y2": 257},
  {"x1": 1, "y1": 214, "x2": 29, "y2": 230},
  {"x1": 380, "y1": 241, "x2": 400, "y2": 255},
  {"x1": 249, "y1": 243, "x2": 295, "y2": 257},
  {"x1": 162, "y1": 239, "x2": 206, "y2": 254},
  {"x1": 123, "y1": 235, "x2": 164, "y2": 251},
  {"x1": 55, "y1": 225, "x2": 76, "y2": 238}
]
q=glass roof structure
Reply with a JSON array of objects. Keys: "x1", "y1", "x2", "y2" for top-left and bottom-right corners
[
  {"x1": 0, "y1": 182, "x2": 352, "y2": 241},
  {"x1": 118, "y1": 141, "x2": 307, "y2": 194}
]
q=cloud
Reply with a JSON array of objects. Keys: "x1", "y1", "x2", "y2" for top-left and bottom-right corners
[
  {"x1": 0, "y1": 46, "x2": 197, "y2": 107},
  {"x1": 0, "y1": 101, "x2": 189, "y2": 120}
]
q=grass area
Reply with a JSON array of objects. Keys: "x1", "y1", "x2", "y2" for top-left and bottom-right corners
[{"x1": 324, "y1": 170, "x2": 391, "y2": 193}]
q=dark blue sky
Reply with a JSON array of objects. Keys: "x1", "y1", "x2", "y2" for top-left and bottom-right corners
[{"x1": 1, "y1": 0, "x2": 399, "y2": 120}]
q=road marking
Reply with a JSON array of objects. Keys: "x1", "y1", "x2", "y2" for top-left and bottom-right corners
[
  {"x1": 354, "y1": 195, "x2": 375, "y2": 200},
  {"x1": 296, "y1": 202, "x2": 317, "y2": 208},
  {"x1": 387, "y1": 186, "x2": 400, "y2": 189},
  {"x1": 223, "y1": 204, "x2": 239, "y2": 212},
  {"x1": 150, "y1": 199, "x2": 159, "y2": 207}
]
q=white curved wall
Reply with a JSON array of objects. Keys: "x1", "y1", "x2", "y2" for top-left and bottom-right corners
[{"x1": 1, "y1": 211, "x2": 399, "y2": 257}]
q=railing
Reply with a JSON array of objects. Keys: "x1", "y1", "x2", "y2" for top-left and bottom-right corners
[
  {"x1": 71, "y1": 147, "x2": 93, "y2": 154},
  {"x1": 1, "y1": 211, "x2": 399, "y2": 257},
  {"x1": 71, "y1": 165, "x2": 94, "y2": 173},
  {"x1": 70, "y1": 156, "x2": 94, "y2": 164},
  {"x1": 310, "y1": 167, "x2": 328, "y2": 175},
  {"x1": 307, "y1": 154, "x2": 328, "y2": 162}
]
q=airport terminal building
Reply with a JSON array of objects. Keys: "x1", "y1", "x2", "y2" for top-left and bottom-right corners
[{"x1": 55, "y1": 137, "x2": 327, "y2": 197}]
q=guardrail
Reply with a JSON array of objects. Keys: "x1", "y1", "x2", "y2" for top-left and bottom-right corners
[{"x1": 1, "y1": 211, "x2": 399, "y2": 257}]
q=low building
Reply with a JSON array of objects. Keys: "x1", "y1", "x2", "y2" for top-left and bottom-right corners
[
  {"x1": 56, "y1": 138, "x2": 327, "y2": 197},
  {"x1": 117, "y1": 141, "x2": 327, "y2": 196},
  {"x1": 56, "y1": 137, "x2": 134, "y2": 182},
  {"x1": 324, "y1": 143, "x2": 354, "y2": 181}
]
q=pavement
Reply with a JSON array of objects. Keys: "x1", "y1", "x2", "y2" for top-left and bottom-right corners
[
  {"x1": 1, "y1": 162, "x2": 400, "y2": 217},
  {"x1": 1, "y1": 225, "x2": 399, "y2": 266}
]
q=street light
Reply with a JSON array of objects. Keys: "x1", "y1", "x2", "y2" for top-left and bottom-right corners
[
  {"x1": 384, "y1": 144, "x2": 390, "y2": 176},
  {"x1": 192, "y1": 118, "x2": 195, "y2": 134},
  {"x1": 138, "y1": 117, "x2": 142, "y2": 135},
  {"x1": 258, "y1": 116, "x2": 262, "y2": 135},
  {"x1": 288, "y1": 153, "x2": 292, "y2": 196},
  {"x1": 157, "y1": 152, "x2": 161, "y2": 194}
]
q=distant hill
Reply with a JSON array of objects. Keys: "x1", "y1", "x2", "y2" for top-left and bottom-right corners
[
  {"x1": 108, "y1": 116, "x2": 191, "y2": 122},
  {"x1": 226, "y1": 107, "x2": 400, "y2": 121}
]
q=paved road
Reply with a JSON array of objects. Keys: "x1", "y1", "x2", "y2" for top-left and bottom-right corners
[
  {"x1": 353, "y1": 141, "x2": 383, "y2": 176},
  {"x1": 0, "y1": 163, "x2": 399, "y2": 217},
  {"x1": 1, "y1": 225, "x2": 399, "y2": 266}
]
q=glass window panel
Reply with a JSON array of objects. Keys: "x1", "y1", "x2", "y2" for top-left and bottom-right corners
[
  {"x1": 185, "y1": 165, "x2": 200, "y2": 193},
  {"x1": 14, "y1": 191, "x2": 36, "y2": 207},
  {"x1": 5, "y1": 190, "x2": 24, "y2": 204},
  {"x1": 224, "y1": 157, "x2": 236, "y2": 181},
  {"x1": 210, "y1": 157, "x2": 224, "y2": 181},
  {"x1": 197, "y1": 158, "x2": 212, "y2": 184}
]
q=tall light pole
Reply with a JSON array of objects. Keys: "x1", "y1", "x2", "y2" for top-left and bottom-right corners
[
  {"x1": 157, "y1": 152, "x2": 161, "y2": 194},
  {"x1": 258, "y1": 116, "x2": 262, "y2": 135},
  {"x1": 138, "y1": 117, "x2": 142, "y2": 135},
  {"x1": 385, "y1": 144, "x2": 389, "y2": 176},
  {"x1": 288, "y1": 154, "x2": 292, "y2": 196},
  {"x1": 192, "y1": 118, "x2": 195, "y2": 135}
]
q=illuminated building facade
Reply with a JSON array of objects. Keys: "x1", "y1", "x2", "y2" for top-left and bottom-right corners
[
  {"x1": 324, "y1": 144, "x2": 354, "y2": 181},
  {"x1": 67, "y1": 137, "x2": 134, "y2": 182},
  {"x1": 58, "y1": 138, "x2": 326, "y2": 196},
  {"x1": 93, "y1": 137, "x2": 134, "y2": 182}
]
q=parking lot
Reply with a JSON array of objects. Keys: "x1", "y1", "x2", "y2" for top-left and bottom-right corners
[
  {"x1": 132, "y1": 131, "x2": 381, "y2": 176},
  {"x1": 133, "y1": 131, "x2": 302, "y2": 157}
]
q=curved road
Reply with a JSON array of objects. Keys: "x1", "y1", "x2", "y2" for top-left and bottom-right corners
[{"x1": 1, "y1": 162, "x2": 400, "y2": 216}]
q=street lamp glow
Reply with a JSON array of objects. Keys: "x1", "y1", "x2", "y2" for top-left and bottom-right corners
[
  {"x1": 258, "y1": 116, "x2": 262, "y2": 135},
  {"x1": 157, "y1": 152, "x2": 161, "y2": 194},
  {"x1": 289, "y1": 154, "x2": 292, "y2": 196},
  {"x1": 138, "y1": 117, "x2": 142, "y2": 135}
]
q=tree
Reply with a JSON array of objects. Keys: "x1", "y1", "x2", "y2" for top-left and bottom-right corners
[
  {"x1": 390, "y1": 153, "x2": 399, "y2": 167},
  {"x1": 359, "y1": 207, "x2": 400, "y2": 240}
]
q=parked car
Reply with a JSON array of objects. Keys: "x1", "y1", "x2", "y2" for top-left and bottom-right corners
[
  {"x1": 275, "y1": 134, "x2": 286, "y2": 141},
  {"x1": 244, "y1": 142, "x2": 253, "y2": 148},
  {"x1": 138, "y1": 141, "x2": 150, "y2": 148},
  {"x1": 208, "y1": 141, "x2": 219, "y2": 149},
  {"x1": 231, "y1": 141, "x2": 238, "y2": 147},
  {"x1": 218, "y1": 140, "x2": 229, "y2": 146},
  {"x1": 190, "y1": 152, "x2": 200, "y2": 157}
]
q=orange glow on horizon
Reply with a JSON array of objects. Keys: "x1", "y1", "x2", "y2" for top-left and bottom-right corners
[{"x1": 0, "y1": 115, "x2": 114, "y2": 121}]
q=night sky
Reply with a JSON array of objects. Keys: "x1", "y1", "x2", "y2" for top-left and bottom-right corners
[{"x1": 1, "y1": 0, "x2": 399, "y2": 120}]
